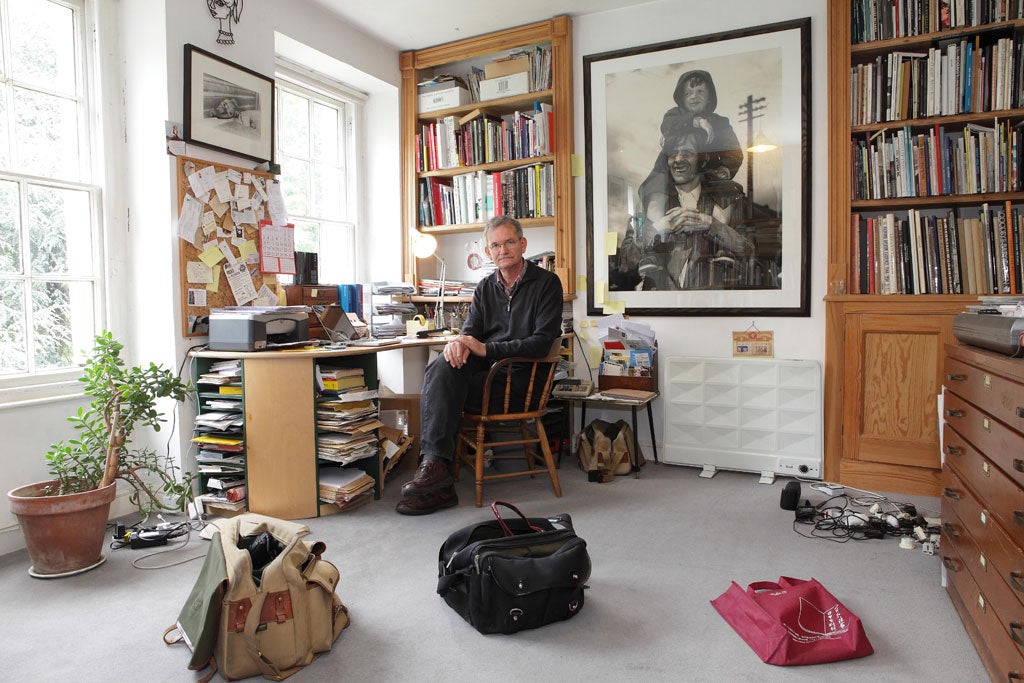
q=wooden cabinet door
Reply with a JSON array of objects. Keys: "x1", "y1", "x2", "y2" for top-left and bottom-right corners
[{"x1": 840, "y1": 312, "x2": 956, "y2": 495}]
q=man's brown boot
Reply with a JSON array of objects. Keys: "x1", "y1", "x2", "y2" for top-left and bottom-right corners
[{"x1": 400, "y1": 458, "x2": 453, "y2": 497}]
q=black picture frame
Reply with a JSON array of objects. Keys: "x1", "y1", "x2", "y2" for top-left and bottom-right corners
[
  {"x1": 583, "y1": 18, "x2": 811, "y2": 316},
  {"x1": 184, "y1": 44, "x2": 275, "y2": 164}
]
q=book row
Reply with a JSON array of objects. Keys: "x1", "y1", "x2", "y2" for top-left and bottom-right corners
[
  {"x1": 852, "y1": 0, "x2": 1024, "y2": 44},
  {"x1": 851, "y1": 121, "x2": 1024, "y2": 200},
  {"x1": 419, "y1": 163, "x2": 554, "y2": 227},
  {"x1": 850, "y1": 34, "x2": 1024, "y2": 125},
  {"x1": 416, "y1": 103, "x2": 553, "y2": 173},
  {"x1": 850, "y1": 203, "x2": 1024, "y2": 294}
]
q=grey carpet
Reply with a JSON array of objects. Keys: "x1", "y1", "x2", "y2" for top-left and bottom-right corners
[{"x1": 0, "y1": 463, "x2": 984, "y2": 681}]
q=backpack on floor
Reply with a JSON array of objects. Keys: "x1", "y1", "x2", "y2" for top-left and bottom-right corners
[
  {"x1": 576, "y1": 418, "x2": 644, "y2": 476},
  {"x1": 164, "y1": 513, "x2": 349, "y2": 681}
]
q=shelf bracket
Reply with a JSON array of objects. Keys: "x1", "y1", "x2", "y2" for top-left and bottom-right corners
[
  {"x1": 698, "y1": 464, "x2": 717, "y2": 479},
  {"x1": 759, "y1": 470, "x2": 775, "y2": 485}
]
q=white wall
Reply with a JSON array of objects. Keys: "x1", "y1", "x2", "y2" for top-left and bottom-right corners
[{"x1": 571, "y1": 0, "x2": 828, "y2": 439}]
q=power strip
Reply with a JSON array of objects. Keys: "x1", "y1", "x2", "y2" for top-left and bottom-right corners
[{"x1": 818, "y1": 484, "x2": 845, "y2": 496}]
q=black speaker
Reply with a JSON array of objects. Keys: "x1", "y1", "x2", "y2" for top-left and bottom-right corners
[
  {"x1": 294, "y1": 251, "x2": 318, "y2": 285},
  {"x1": 780, "y1": 481, "x2": 801, "y2": 510}
]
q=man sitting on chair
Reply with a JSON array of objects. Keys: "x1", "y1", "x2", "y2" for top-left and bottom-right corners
[{"x1": 397, "y1": 215, "x2": 564, "y2": 515}]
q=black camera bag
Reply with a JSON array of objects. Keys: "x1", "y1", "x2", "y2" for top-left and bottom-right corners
[{"x1": 436, "y1": 501, "x2": 591, "y2": 635}]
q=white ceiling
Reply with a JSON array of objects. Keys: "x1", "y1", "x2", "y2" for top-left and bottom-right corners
[{"x1": 307, "y1": 0, "x2": 655, "y2": 50}]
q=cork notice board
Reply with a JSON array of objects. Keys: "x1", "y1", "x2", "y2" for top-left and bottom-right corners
[{"x1": 176, "y1": 155, "x2": 282, "y2": 337}]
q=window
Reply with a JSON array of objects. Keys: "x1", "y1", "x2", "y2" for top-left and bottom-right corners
[
  {"x1": 274, "y1": 66, "x2": 360, "y2": 284},
  {"x1": 0, "y1": 0, "x2": 103, "y2": 398}
]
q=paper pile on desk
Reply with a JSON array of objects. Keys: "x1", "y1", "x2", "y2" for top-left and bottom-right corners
[
  {"x1": 595, "y1": 315, "x2": 656, "y2": 378},
  {"x1": 318, "y1": 467, "x2": 375, "y2": 504}
]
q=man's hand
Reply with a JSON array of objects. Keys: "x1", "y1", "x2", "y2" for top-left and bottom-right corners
[
  {"x1": 443, "y1": 335, "x2": 486, "y2": 368},
  {"x1": 656, "y1": 206, "x2": 713, "y2": 235}
]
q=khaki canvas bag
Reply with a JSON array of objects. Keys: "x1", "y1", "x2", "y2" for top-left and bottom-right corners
[
  {"x1": 165, "y1": 513, "x2": 349, "y2": 681},
  {"x1": 575, "y1": 419, "x2": 644, "y2": 476}
]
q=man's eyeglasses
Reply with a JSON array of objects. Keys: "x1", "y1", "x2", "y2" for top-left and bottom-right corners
[{"x1": 488, "y1": 238, "x2": 521, "y2": 251}]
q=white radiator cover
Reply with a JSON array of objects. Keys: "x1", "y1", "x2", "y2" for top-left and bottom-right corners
[{"x1": 663, "y1": 356, "x2": 822, "y2": 479}]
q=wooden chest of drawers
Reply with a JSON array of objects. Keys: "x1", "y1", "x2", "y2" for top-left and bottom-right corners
[
  {"x1": 283, "y1": 284, "x2": 338, "y2": 339},
  {"x1": 941, "y1": 343, "x2": 1024, "y2": 680}
]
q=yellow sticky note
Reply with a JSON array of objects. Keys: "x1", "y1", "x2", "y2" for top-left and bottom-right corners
[
  {"x1": 576, "y1": 274, "x2": 587, "y2": 292},
  {"x1": 239, "y1": 239, "x2": 257, "y2": 259},
  {"x1": 262, "y1": 273, "x2": 278, "y2": 285},
  {"x1": 571, "y1": 154, "x2": 584, "y2": 177},
  {"x1": 585, "y1": 344, "x2": 602, "y2": 367},
  {"x1": 206, "y1": 264, "x2": 222, "y2": 292},
  {"x1": 602, "y1": 300, "x2": 626, "y2": 314},
  {"x1": 605, "y1": 232, "x2": 618, "y2": 256},
  {"x1": 595, "y1": 280, "x2": 607, "y2": 305},
  {"x1": 199, "y1": 244, "x2": 225, "y2": 268}
]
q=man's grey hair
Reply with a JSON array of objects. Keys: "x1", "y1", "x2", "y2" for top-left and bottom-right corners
[{"x1": 483, "y1": 215, "x2": 524, "y2": 240}]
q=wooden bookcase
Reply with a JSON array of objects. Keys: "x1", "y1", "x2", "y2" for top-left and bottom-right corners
[
  {"x1": 399, "y1": 15, "x2": 575, "y2": 296},
  {"x1": 826, "y1": 1, "x2": 1024, "y2": 495}
]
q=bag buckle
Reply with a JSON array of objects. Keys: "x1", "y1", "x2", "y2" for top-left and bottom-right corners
[{"x1": 509, "y1": 608, "x2": 524, "y2": 623}]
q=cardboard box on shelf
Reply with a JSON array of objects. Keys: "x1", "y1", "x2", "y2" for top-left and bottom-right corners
[
  {"x1": 418, "y1": 85, "x2": 471, "y2": 113},
  {"x1": 484, "y1": 56, "x2": 530, "y2": 80},
  {"x1": 479, "y1": 72, "x2": 530, "y2": 101}
]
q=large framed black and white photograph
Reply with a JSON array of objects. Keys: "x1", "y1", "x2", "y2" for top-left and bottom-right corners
[
  {"x1": 184, "y1": 44, "x2": 275, "y2": 163},
  {"x1": 584, "y1": 18, "x2": 810, "y2": 316}
]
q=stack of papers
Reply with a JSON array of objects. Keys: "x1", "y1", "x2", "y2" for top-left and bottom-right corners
[
  {"x1": 197, "y1": 359, "x2": 242, "y2": 386},
  {"x1": 195, "y1": 411, "x2": 245, "y2": 432},
  {"x1": 317, "y1": 432, "x2": 379, "y2": 465},
  {"x1": 316, "y1": 399, "x2": 382, "y2": 434},
  {"x1": 318, "y1": 467, "x2": 375, "y2": 503}
]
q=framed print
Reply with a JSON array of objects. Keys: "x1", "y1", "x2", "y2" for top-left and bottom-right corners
[
  {"x1": 184, "y1": 44, "x2": 275, "y2": 163},
  {"x1": 583, "y1": 18, "x2": 811, "y2": 316}
]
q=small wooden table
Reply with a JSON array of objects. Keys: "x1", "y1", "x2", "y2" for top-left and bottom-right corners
[{"x1": 560, "y1": 391, "x2": 659, "y2": 477}]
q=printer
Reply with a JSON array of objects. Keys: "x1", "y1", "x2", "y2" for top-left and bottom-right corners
[{"x1": 208, "y1": 307, "x2": 310, "y2": 351}]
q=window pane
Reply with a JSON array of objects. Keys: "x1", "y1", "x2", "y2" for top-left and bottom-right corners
[
  {"x1": 8, "y1": 0, "x2": 77, "y2": 94},
  {"x1": 292, "y1": 221, "x2": 319, "y2": 253},
  {"x1": 32, "y1": 279, "x2": 92, "y2": 370},
  {"x1": 0, "y1": 88, "x2": 10, "y2": 171},
  {"x1": 312, "y1": 102, "x2": 339, "y2": 164},
  {"x1": 0, "y1": 279, "x2": 28, "y2": 373},
  {"x1": 279, "y1": 91, "x2": 309, "y2": 158},
  {"x1": 312, "y1": 163, "x2": 342, "y2": 220},
  {"x1": 28, "y1": 185, "x2": 92, "y2": 275},
  {"x1": 0, "y1": 181, "x2": 22, "y2": 273},
  {"x1": 318, "y1": 222, "x2": 356, "y2": 283},
  {"x1": 14, "y1": 88, "x2": 80, "y2": 181},
  {"x1": 281, "y1": 155, "x2": 310, "y2": 216}
]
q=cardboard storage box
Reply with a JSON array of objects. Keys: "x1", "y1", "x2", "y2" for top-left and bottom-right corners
[
  {"x1": 479, "y1": 72, "x2": 530, "y2": 101},
  {"x1": 418, "y1": 85, "x2": 471, "y2": 113},
  {"x1": 484, "y1": 56, "x2": 530, "y2": 80}
]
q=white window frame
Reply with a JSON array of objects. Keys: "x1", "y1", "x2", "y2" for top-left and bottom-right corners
[
  {"x1": 274, "y1": 59, "x2": 363, "y2": 283},
  {"x1": 0, "y1": 0, "x2": 106, "y2": 407}
]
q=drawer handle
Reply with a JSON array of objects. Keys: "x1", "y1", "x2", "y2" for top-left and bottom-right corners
[
  {"x1": 1010, "y1": 672, "x2": 1023, "y2": 682},
  {"x1": 1012, "y1": 571, "x2": 1024, "y2": 593},
  {"x1": 943, "y1": 487, "x2": 960, "y2": 501},
  {"x1": 941, "y1": 556, "x2": 960, "y2": 572},
  {"x1": 945, "y1": 409, "x2": 964, "y2": 418},
  {"x1": 1018, "y1": 406, "x2": 1024, "y2": 419},
  {"x1": 945, "y1": 373, "x2": 966, "y2": 382},
  {"x1": 941, "y1": 522, "x2": 960, "y2": 538},
  {"x1": 1016, "y1": 459, "x2": 1024, "y2": 473},
  {"x1": 1016, "y1": 511, "x2": 1024, "y2": 528},
  {"x1": 1012, "y1": 622, "x2": 1024, "y2": 647},
  {"x1": 946, "y1": 445, "x2": 963, "y2": 457}
]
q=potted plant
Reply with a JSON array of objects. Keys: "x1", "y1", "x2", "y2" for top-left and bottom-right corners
[{"x1": 7, "y1": 331, "x2": 193, "y2": 577}]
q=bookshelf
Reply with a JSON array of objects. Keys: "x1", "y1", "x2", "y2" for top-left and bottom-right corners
[
  {"x1": 399, "y1": 16, "x2": 575, "y2": 296},
  {"x1": 826, "y1": 1, "x2": 1024, "y2": 495}
]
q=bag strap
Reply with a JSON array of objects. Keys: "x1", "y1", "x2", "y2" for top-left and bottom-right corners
[
  {"x1": 746, "y1": 581, "x2": 784, "y2": 594},
  {"x1": 491, "y1": 500, "x2": 544, "y2": 535}
]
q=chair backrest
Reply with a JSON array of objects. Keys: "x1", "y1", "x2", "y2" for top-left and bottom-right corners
[{"x1": 476, "y1": 337, "x2": 563, "y2": 421}]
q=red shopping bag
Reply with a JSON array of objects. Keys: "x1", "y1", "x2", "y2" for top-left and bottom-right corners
[{"x1": 710, "y1": 576, "x2": 874, "y2": 666}]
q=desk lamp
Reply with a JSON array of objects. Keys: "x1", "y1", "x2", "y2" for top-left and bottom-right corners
[{"x1": 412, "y1": 230, "x2": 446, "y2": 328}]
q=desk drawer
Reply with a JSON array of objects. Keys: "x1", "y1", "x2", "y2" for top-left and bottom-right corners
[
  {"x1": 944, "y1": 538, "x2": 1024, "y2": 679},
  {"x1": 944, "y1": 390, "x2": 1024, "y2": 491},
  {"x1": 284, "y1": 285, "x2": 338, "y2": 306},
  {"x1": 945, "y1": 356, "x2": 1024, "y2": 433},
  {"x1": 944, "y1": 424, "x2": 1024, "y2": 548}
]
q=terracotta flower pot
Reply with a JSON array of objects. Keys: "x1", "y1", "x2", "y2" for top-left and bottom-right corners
[{"x1": 7, "y1": 480, "x2": 117, "y2": 578}]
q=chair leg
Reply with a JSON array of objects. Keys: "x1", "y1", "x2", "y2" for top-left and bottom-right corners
[
  {"x1": 534, "y1": 420, "x2": 562, "y2": 498},
  {"x1": 520, "y1": 420, "x2": 537, "y2": 477},
  {"x1": 474, "y1": 423, "x2": 486, "y2": 508}
]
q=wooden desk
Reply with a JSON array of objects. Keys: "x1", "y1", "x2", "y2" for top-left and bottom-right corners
[
  {"x1": 563, "y1": 391, "x2": 659, "y2": 478},
  {"x1": 192, "y1": 337, "x2": 449, "y2": 519}
]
